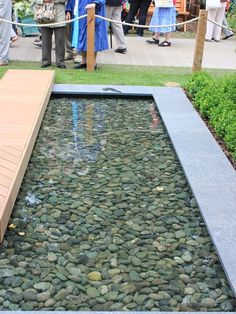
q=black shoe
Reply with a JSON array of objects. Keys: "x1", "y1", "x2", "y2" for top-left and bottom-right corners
[
  {"x1": 41, "y1": 64, "x2": 51, "y2": 68},
  {"x1": 222, "y1": 34, "x2": 233, "y2": 40},
  {"x1": 34, "y1": 41, "x2": 42, "y2": 48},
  {"x1": 146, "y1": 38, "x2": 159, "y2": 44},
  {"x1": 74, "y1": 63, "x2": 87, "y2": 69},
  {"x1": 57, "y1": 64, "x2": 66, "y2": 69},
  {"x1": 34, "y1": 36, "x2": 42, "y2": 43},
  {"x1": 115, "y1": 48, "x2": 127, "y2": 54}
]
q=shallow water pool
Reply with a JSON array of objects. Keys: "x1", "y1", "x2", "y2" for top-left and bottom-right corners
[{"x1": 0, "y1": 97, "x2": 235, "y2": 311}]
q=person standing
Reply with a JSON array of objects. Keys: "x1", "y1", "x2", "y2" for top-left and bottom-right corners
[
  {"x1": 205, "y1": 0, "x2": 227, "y2": 42},
  {"x1": 123, "y1": 0, "x2": 152, "y2": 36},
  {"x1": 222, "y1": 14, "x2": 234, "y2": 39},
  {"x1": 106, "y1": 0, "x2": 127, "y2": 54},
  {"x1": 34, "y1": 0, "x2": 67, "y2": 68},
  {"x1": 66, "y1": 0, "x2": 108, "y2": 69},
  {"x1": 0, "y1": 0, "x2": 12, "y2": 66},
  {"x1": 146, "y1": 0, "x2": 176, "y2": 46},
  {"x1": 65, "y1": 0, "x2": 81, "y2": 62}
]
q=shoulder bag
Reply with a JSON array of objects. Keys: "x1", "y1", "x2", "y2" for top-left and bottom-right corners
[{"x1": 34, "y1": 2, "x2": 56, "y2": 24}]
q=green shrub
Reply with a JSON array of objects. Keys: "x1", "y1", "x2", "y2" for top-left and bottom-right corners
[
  {"x1": 194, "y1": 80, "x2": 226, "y2": 117},
  {"x1": 186, "y1": 72, "x2": 236, "y2": 162},
  {"x1": 209, "y1": 99, "x2": 236, "y2": 138},
  {"x1": 184, "y1": 71, "x2": 213, "y2": 101},
  {"x1": 225, "y1": 122, "x2": 236, "y2": 156},
  {"x1": 222, "y1": 74, "x2": 236, "y2": 104}
]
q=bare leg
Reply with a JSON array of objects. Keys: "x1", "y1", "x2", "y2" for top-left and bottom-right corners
[
  {"x1": 153, "y1": 32, "x2": 160, "y2": 40},
  {"x1": 165, "y1": 32, "x2": 171, "y2": 42}
]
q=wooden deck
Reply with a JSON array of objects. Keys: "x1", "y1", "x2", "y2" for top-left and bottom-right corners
[{"x1": 0, "y1": 70, "x2": 55, "y2": 242}]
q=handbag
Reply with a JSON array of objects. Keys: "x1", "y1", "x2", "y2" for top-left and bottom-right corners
[
  {"x1": 154, "y1": 0, "x2": 174, "y2": 7},
  {"x1": 34, "y1": 2, "x2": 56, "y2": 24},
  {"x1": 206, "y1": 0, "x2": 221, "y2": 9}
]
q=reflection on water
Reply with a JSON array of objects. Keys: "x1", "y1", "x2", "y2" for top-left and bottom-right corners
[
  {"x1": 71, "y1": 101, "x2": 106, "y2": 163},
  {"x1": 25, "y1": 192, "x2": 41, "y2": 206},
  {"x1": 0, "y1": 97, "x2": 235, "y2": 312}
]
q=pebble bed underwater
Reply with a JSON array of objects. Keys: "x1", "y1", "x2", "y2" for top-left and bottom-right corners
[{"x1": 0, "y1": 97, "x2": 235, "y2": 311}]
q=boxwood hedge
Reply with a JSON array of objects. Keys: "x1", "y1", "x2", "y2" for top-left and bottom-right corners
[{"x1": 185, "y1": 71, "x2": 236, "y2": 162}]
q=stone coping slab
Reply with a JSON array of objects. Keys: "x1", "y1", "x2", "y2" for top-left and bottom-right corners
[{"x1": 52, "y1": 84, "x2": 236, "y2": 299}]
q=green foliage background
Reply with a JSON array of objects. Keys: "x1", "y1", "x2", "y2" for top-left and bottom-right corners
[{"x1": 227, "y1": 2, "x2": 236, "y2": 32}]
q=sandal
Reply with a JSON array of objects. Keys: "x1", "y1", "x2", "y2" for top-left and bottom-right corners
[
  {"x1": 146, "y1": 38, "x2": 159, "y2": 44},
  {"x1": 159, "y1": 40, "x2": 171, "y2": 47}
]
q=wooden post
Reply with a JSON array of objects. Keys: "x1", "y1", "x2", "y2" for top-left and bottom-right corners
[
  {"x1": 87, "y1": 7, "x2": 95, "y2": 72},
  {"x1": 192, "y1": 9, "x2": 208, "y2": 73}
]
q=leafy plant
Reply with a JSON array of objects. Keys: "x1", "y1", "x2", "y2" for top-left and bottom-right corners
[
  {"x1": 184, "y1": 71, "x2": 213, "y2": 103},
  {"x1": 226, "y1": 1, "x2": 236, "y2": 32},
  {"x1": 14, "y1": 0, "x2": 34, "y2": 19},
  {"x1": 186, "y1": 72, "x2": 236, "y2": 162}
]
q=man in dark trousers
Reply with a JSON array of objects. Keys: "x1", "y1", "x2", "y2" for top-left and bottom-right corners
[
  {"x1": 123, "y1": 0, "x2": 151, "y2": 36},
  {"x1": 106, "y1": 0, "x2": 127, "y2": 53}
]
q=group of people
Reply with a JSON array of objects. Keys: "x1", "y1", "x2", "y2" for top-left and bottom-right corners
[{"x1": 0, "y1": 0, "x2": 234, "y2": 68}]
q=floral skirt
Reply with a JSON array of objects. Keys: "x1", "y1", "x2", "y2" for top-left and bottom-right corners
[{"x1": 149, "y1": 7, "x2": 176, "y2": 33}]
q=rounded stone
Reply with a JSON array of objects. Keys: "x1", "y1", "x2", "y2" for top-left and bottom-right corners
[{"x1": 87, "y1": 271, "x2": 102, "y2": 281}]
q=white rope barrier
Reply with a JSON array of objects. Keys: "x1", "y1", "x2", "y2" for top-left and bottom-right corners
[
  {"x1": 0, "y1": 14, "x2": 233, "y2": 31},
  {"x1": 96, "y1": 14, "x2": 199, "y2": 28},
  {"x1": 0, "y1": 14, "x2": 199, "y2": 29},
  {"x1": 0, "y1": 15, "x2": 87, "y2": 28},
  {"x1": 207, "y1": 17, "x2": 234, "y2": 31}
]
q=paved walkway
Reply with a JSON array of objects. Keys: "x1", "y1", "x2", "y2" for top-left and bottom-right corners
[{"x1": 9, "y1": 33, "x2": 236, "y2": 69}]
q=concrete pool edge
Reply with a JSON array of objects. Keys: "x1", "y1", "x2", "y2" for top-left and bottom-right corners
[{"x1": 52, "y1": 84, "x2": 236, "y2": 299}]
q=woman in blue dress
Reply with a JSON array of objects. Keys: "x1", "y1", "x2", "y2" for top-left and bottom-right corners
[
  {"x1": 66, "y1": 0, "x2": 108, "y2": 68},
  {"x1": 146, "y1": 0, "x2": 176, "y2": 47}
]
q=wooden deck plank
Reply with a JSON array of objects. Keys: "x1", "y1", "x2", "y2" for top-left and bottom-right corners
[
  {"x1": 0, "y1": 69, "x2": 55, "y2": 242},
  {"x1": 0, "y1": 195, "x2": 5, "y2": 205},
  {"x1": 0, "y1": 174, "x2": 12, "y2": 188},
  {"x1": 0, "y1": 146, "x2": 22, "y2": 157},
  {"x1": 0, "y1": 185, "x2": 8, "y2": 197},
  {"x1": 0, "y1": 157, "x2": 17, "y2": 172},
  {"x1": 0, "y1": 165, "x2": 14, "y2": 179},
  {"x1": 0, "y1": 149, "x2": 20, "y2": 165}
]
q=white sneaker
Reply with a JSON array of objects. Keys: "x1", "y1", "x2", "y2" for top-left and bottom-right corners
[
  {"x1": 74, "y1": 54, "x2": 82, "y2": 63},
  {"x1": 65, "y1": 52, "x2": 74, "y2": 60}
]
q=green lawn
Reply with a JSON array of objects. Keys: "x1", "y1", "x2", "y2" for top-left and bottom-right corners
[{"x1": 1, "y1": 61, "x2": 235, "y2": 87}]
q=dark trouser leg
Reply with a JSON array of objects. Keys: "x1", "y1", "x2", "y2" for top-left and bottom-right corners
[
  {"x1": 137, "y1": 0, "x2": 152, "y2": 36},
  {"x1": 54, "y1": 27, "x2": 66, "y2": 66},
  {"x1": 41, "y1": 27, "x2": 53, "y2": 65},
  {"x1": 123, "y1": 0, "x2": 142, "y2": 34},
  {"x1": 65, "y1": 23, "x2": 73, "y2": 55}
]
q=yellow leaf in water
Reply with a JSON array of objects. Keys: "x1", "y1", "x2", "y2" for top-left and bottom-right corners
[
  {"x1": 8, "y1": 224, "x2": 16, "y2": 229},
  {"x1": 18, "y1": 232, "x2": 26, "y2": 236},
  {"x1": 155, "y1": 186, "x2": 164, "y2": 192}
]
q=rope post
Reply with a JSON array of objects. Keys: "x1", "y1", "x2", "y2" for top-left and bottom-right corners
[
  {"x1": 87, "y1": 7, "x2": 95, "y2": 72},
  {"x1": 192, "y1": 9, "x2": 208, "y2": 73}
]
